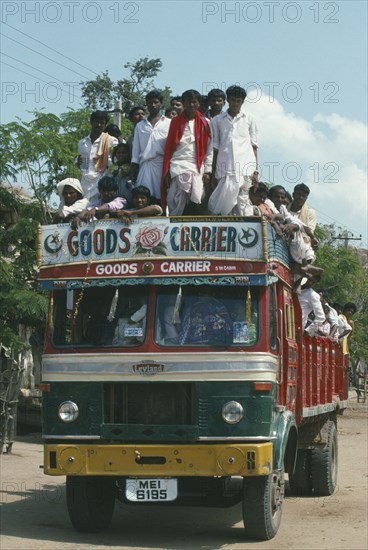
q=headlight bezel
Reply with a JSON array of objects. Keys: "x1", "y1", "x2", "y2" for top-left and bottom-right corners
[
  {"x1": 222, "y1": 400, "x2": 244, "y2": 425},
  {"x1": 58, "y1": 401, "x2": 79, "y2": 423}
]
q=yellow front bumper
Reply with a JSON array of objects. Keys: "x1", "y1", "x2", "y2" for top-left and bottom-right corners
[{"x1": 44, "y1": 442, "x2": 273, "y2": 477}]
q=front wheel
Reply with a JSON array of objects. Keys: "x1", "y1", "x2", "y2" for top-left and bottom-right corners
[
  {"x1": 242, "y1": 469, "x2": 284, "y2": 540},
  {"x1": 66, "y1": 476, "x2": 116, "y2": 532}
]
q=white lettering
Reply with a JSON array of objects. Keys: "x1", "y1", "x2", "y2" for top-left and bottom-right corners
[
  {"x1": 160, "y1": 261, "x2": 211, "y2": 274},
  {"x1": 95, "y1": 263, "x2": 138, "y2": 276}
]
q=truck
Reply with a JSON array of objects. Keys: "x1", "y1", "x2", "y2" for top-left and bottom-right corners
[{"x1": 37, "y1": 215, "x2": 347, "y2": 540}]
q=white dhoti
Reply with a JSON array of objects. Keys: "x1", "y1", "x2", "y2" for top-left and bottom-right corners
[
  {"x1": 288, "y1": 231, "x2": 316, "y2": 264},
  {"x1": 136, "y1": 156, "x2": 164, "y2": 199},
  {"x1": 167, "y1": 173, "x2": 203, "y2": 215},
  {"x1": 208, "y1": 174, "x2": 253, "y2": 216}
]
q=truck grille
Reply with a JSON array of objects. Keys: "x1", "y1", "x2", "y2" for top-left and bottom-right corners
[{"x1": 104, "y1": 383, "x2": 195, "y2": 425}]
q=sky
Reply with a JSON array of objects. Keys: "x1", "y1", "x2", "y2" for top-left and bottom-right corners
[{"x1": 1, "y1": 0, "x2": 367, "y2": 246}]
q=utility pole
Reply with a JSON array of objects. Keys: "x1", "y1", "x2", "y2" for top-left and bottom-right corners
[
  {"x1": 113, "y1": 100, "x2": 122, "y2": 129},
  {"x1": 106, "y1": 101, "x2": 123, "y2": 129},
  {"x1": 331, "y1": 230, "x2": 362, "y2": 249}
]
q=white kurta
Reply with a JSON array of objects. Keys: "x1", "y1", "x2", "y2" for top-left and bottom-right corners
[
  {"x1": 58, "y1": 198, "x2": 89, "y2": 217},
  {"x1": 78, "y1": 134, "x2": 118, "y2": 201},
  {"x1": 132, "y1": 116, "x2": 171, "y2": 199},
  {"x1": 288, "y1": 202, "x2": 317, "y2": 246},
  {"x1": 208, "y1": 109, "x2": 258, "y2": 215},
  {"x1": 266, "y1": 201, "x2": 316, "y2": 264}
]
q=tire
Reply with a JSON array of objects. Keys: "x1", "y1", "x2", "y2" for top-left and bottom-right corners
[
  {"x1": 288, "y1": 449, "x2": 313, "y2": 496},
  {"x1": 310, "y1": 420, "x2": 338, "y2": 496},
  {"x1": 66, "y1": 476, "x2": 116, "y2": 532},
  {"x1": 242, "y1": 469, "x2": 284, "y2": 540}
]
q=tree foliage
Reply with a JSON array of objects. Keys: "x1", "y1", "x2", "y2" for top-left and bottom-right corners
[
  {"x1": 0, "y1": 56, "x2": 174, "y2": 225},
  {"x1": 0, "y1": 109, "x2": 90, "y2": 223},
  {"x1": 0, "y1": 186, "x2": 48, "y2": 350},
  {"x1": 315, "y1": 224, "x2": 368, "y2": 361},
  {"x1": 80, "y1": 57, "x2": 172, "y2": 113}
]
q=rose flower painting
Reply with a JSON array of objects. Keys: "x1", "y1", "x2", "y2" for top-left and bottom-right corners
[{"x1": 134, "y1": 224, "x2": 168, "y2": 256}]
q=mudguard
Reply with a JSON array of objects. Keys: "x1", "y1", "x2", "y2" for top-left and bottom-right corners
[{"x1": 272, "y1": 409, "x2": 298, "y2": 473}]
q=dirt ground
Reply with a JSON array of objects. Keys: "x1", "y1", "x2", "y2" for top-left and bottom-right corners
[{"x1": 1, "y1": 392, "x2": 367, "y2": 550}]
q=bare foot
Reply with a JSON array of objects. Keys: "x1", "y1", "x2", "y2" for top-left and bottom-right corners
[{"x1": 299, "y1": 264, "x2": 324, "y2": 276}]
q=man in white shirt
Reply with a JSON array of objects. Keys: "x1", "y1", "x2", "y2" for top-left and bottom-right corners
[
  {"x1": 289, "y1": 183, "x2": 318, "y2": 249},
  {"x1": 131, "y1": 90, "x2": 171, "y2": 203},
  {"x1": 77, "y1": 111, "x2": 118, "y2": 202},
  {"x1": 318, "y1": 298, "x2": 352, "y2": 343},
  {"x1": 297, "y1": 275, "x2": 326, "y2": 336},
  {"x1": 208, "y1": 85, "x2": 259, "y2": 216},
  {"x1": 267, "y1": 185, "x2": 318, "y2": 267}
]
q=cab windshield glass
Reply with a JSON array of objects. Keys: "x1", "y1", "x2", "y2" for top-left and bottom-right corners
[
  {"x1": 52, "y1": 287, "x2": 147, "y2": 348},
  {"x1": 155, "y1": 285, "x2": 259, "y2": 347}
]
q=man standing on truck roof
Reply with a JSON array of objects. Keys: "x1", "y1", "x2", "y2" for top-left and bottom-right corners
[
  {"x1": 208, "y1": 85, "x2": 259, "y2": 216},
  {"x1": 131, "y1": 90, "x2": 171, "y2": 204},
  {"x1": 77, "y1": 111, "x2": 119, "y2": 202},
  {"x1": 161, "y1": 89, "x2": 213, "y2": 215}
]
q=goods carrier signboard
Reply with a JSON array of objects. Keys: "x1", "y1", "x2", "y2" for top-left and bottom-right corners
[{"x1": 38, "y1": 218, "x2": 267, "y2": 268}]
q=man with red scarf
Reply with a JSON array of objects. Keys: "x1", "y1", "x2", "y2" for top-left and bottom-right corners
[{"x1": 161, "y1": 90, "x2": 213, "y2": 215}]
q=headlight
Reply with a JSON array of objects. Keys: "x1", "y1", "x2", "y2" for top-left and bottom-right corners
[
  {"x1": 222, "y1": 401, "x2": 243, "y2": 424},
  {"x1": 58, "y1": 401, "x2": 79, "y2": 423}
]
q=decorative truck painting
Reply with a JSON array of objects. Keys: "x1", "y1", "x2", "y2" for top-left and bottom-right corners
[{"x1": 38, "y1": 216, "x2": 347, "y2": 541}]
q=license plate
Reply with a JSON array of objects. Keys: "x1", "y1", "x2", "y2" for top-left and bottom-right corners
[{"x1": 125, "y1": 478, "x2": 178, "y2": 502}]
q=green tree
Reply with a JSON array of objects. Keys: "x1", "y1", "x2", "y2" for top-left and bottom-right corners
[
  {"x1": 0, "y1": 109, "x2": 90, "y2": 222},
  {"x1": 0, "y1": 186, "x2": 48, "y2": 350},
  {"x1": 80, "y1": 57, "x2": 172, "y2": 114},
  {"x1": 315, "y1": 224, "x2": 368, "y2": 362}
]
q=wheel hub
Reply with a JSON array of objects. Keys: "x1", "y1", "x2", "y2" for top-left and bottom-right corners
[{"x1": 271, "y1": 470, "x2": 285, "y2": 513}]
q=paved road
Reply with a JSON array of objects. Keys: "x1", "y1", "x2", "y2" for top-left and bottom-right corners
[{"x1": 1, "y1": 393, "x2": 367, "y2": 550}]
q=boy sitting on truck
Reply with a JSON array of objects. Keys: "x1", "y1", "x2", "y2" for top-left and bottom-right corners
[
  {"x1": 116, "y1": 186, "x2": 163, "y2": 225},
  {"x1": 71, "y1": 175, "x2": 127, "y2": 228},
  {"x1": 53, "y1": 177, "x2": 89, "y2": 223}
]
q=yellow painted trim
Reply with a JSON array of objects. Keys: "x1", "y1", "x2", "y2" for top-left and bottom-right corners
[
  {"x1": 261, "y1": 218, "x2": 268, "y2": 260},
  {"x1": 44, "y1": 442, "x2": 273, "y2": 478},
  {"x1": 37, "y1": 223, "x2": 42, "y2": 267}
]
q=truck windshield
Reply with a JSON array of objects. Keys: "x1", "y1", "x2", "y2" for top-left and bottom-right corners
[
  {"x1": 52, "y1": 287, "x2": 148, "y2": 348},
  {"x1": 155, "y1": 285, "x2": 259, "y2": 347}
]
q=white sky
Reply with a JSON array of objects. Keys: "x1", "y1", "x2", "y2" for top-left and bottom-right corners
[{"x1": 1, "y1": 0, "x2": 367, "y2": 245}]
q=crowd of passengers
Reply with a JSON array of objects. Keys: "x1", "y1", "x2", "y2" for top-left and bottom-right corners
[{"x1": 53, "y1": 85, "x2": 357, "y2": 347}]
